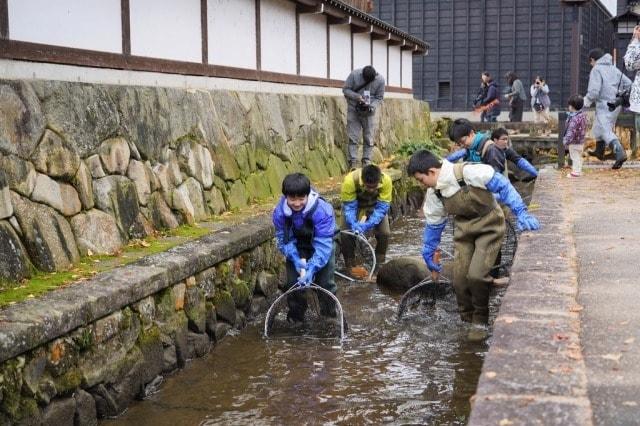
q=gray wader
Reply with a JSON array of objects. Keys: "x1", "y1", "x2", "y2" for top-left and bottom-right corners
[
  {"x1": 438, "y1": 164, "x2": 505, "y2": 325},
  {"x1": 340, "y1": 170, "x2": 390, "y2": 266},
  {"x1": 347, "y1": 106, "x2": 377, "y2": 168}
]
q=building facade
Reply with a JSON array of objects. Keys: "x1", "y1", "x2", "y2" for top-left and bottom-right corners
[
  {"x1": 372, "y1": 0, "x2": 613, "y2": 111},
  {"x1": 0, "y1": 0, "x2": 427, "y2": 94}
]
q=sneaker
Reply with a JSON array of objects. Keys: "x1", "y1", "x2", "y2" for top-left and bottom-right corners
[
  {"x1": 566, "y1": 172, "x2": 581, "y2": 178},
  {"x1": 467, "y1": 324, "x2": 488, "y2": 342}
]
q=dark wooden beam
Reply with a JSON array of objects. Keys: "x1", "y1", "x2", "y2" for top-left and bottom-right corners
[
  {"x1": 295, "y1": 8, "x2": 300, "y2": 75},
  {"x1": 372, "y1": 32, "x2": 390, "y2": 41},
  {"x1": 296, "y1": 3, "x2": 324, "y2": 14},
  {"x1": 387, "y1": 38, "x2": 404, "y2": 47},
  {"x1": 0, "y1": 0, "x2": 8, "y2": 39},
  {"x1": 255, "y1": 0, "x2": 261, "y2": 70},
  {"x1": 201, "y1": 0, "x2": 208, "y2": 64},
  {"x1": 121, "y1": 0, "x2": 131, "y2": 55},
  {"x1": 351, "y1": 24, "x2": 373, "y2": 34},
  {"x1": 327, "y1": 15, "x2": 351, "y2": 25}
]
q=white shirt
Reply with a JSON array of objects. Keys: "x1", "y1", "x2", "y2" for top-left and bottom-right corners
[{"x1": 422, "y1": 160, "x2": 495, "y2": 225}]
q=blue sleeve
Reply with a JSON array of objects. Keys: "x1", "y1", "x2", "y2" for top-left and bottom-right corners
[
  {"x1": 305, "y1": 203, "x2": 336, "y2": 277},
  {"x1": 342, "y1": 200, "x2": 358, "y2": 229},
  {"x1": 273, "y1": 206, "x2": 302, "y2": 268},
  {"x1": 516, "y1": 157, "x2": 538, "y2": 177},
  {"x1": 362, "y1": 201, "x2": 390, "y2": 232},
  {"x1": 446, "y1": 149, "x2": 467, "y2": 162},
  {"x1": 422, "y1": 221, "x2": 447, "y2": 272},
  {"x1": 486, "y1": 173, "x2": 540, "y2": 231}
]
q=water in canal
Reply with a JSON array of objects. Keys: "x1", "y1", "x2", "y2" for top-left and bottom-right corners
[{"x1": 106, "y1": 215, "x2": 505, "y2": 425}]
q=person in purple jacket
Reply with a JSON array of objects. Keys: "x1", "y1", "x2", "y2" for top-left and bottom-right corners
[
  {"x1": 563, "y1": 95, "x2": 588, "y2": 178},
  {"x1": 272, "y1": 173, "x2": 337, "y2": 322}
]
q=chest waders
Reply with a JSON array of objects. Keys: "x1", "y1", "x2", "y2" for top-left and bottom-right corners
[
  {"x1": 284, "y1": 201, "x2": 337, "y2": 321},
  {"x1": 341, "y1": 170, "x2": 390, "y2": 266},
  {"x1": 435, "y1": 164, "x2": 505, "y2": 325}
]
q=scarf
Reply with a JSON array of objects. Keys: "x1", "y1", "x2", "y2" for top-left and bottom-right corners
[{"x1": 467, "y1": 132, "x2": 488, "y2": 163}]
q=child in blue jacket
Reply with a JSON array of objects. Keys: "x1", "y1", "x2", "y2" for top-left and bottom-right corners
[{"x1": 272, "y1": 173, "x2": 337, "y2": 322}]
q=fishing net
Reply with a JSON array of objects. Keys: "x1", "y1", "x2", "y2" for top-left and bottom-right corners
[
  {"x1": 396, "y1": 276, "x2": 452, "y2": 320},
  {"x1": 264, "y1": 284, "x2": 345, "y2": 340},
  {"x1": 335, "y1": 231, "x2": 376, "y2": 282}
]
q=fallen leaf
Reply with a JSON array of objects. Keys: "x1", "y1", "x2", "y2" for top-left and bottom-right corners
[
  {"x1": 620, "y1": 321, "x2": 630, "y2": 326},
  {"x1": 499, "y1": 419, "x2": 514, "y2": 426},
  {"x1": 140, "y1": 240, "x2": 151, "y2": 248},
  {"x1": 87, "y1": 249, "x2": 94, "y2": 256},
  {"x1": 624, "y1": 337, "x2": 635, "y2": 345},
  {"x1": 553, "y1": 333, "x2": 570, "y2": 341},
  {"x1": 485, "y1": 371, "x2": 497, "y2": 379},
  {"x1": 499, "y1": 316, "x2": 518, "y2": 324},
  {"x1": 622, "y1": 401, "x2": 638, "y2": 407},
  {"x1": 602, "y1": 353, "x2": 622, "y2": 362},
  {"x1": 569, "y1": 305, "x2": 584, "y2": 312}
]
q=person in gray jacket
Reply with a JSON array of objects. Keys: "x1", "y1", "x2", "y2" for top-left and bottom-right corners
[
  {"x1": 585, "y1": 48, "x2": 632, "y2": 169},
  {"x1": 343, "y1": 66, "x2": 385, "y2": 170},
  {"x1": 504, "y1": 71, "x2": 527, "y2": 122}
]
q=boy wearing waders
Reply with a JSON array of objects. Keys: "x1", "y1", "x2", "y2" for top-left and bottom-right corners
[
  {"x1": 272, "y1": 173, "x2": 337, "y2": 322},
  {"x1": 340, "y1": 164, "x2": 393, "y2": 269},
  {"x1": 407, "y1": 150, "x2": 540, "y2": 341}
]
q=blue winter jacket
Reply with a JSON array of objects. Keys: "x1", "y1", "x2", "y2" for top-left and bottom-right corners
[{"x1": 272, "y1": 189, "x2": 335, "y2": 277}]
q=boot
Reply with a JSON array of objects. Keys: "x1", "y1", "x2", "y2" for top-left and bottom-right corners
[
  {"x1": 588, "y1": 140, "x2": 606, "y2": 161},
  {"x1": 467, "y1": 324, "x2": 488, "y2": 342},
  {"x1": 612, "y1": 140, "x2": 628, "y2": 169}
]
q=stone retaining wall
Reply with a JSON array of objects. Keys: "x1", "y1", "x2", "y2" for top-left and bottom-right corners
[
  {"x1": 0, "y1": 79, "x2": 430, "y2": 284},
  {"x1": 469, "y1": 169, "x2": 592, "y2": 425},
  {"x1": 0, "y1": 173, "x2": 423, "y2": 425}
]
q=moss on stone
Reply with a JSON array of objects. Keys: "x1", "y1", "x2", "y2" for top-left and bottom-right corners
[
  {"x1": 245, "y1": 172, "x2": 273, "y2": 202},
  {"x1": 264, "y1": 154, "x2": 288, "y2": 196},
  {"x1": 304, "y1": 149, "x2": 330, "y2": 182},
  {"x1": 15, "y1": 397, "x2": 39, "y2": 422},
  {"x1": 212, "y1": 289, "x2": 233, "y2": 308},
  {"x1": 213, "y1": 145, "x2": 241, "y2": 181},
  {"x1": 120, "y1": 307, "x2": 133, "y2": 331},
  {"x1": 254, "y1": 145, "x2": 271, "y2": 170},
  {"x1": 227, "y1": 180, "x2": 248, "y2": 211},
  {"x1": 137, "y1": 325, "x2": 161, "y2": 348},
  {"x1": 230, "y1": 279, "x2": 251, "y2": 308},
  {"x1": 52, "y1": 368, "x2": 82, "y2": 395}
]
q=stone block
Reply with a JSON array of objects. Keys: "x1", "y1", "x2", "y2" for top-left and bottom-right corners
[
  {"x1": 176, "y1": 139, "x2": 214, "y2": 189},
  {"x1": 211, "y1": 144, "x2": 241, "y2": 181},
  {"x1": 132, "y1": 296, "x2": 156, "y2": 329},
  {"x1": 214, "y1": 291, "x2": 236, "y2": 324},
  {"x1": 186, "y1": 331, "x2": 210, "y2": 359},
  {"x1": 249, "y1": 295, "x2": 268, "y2": 318},
  {"x1": 173, "y1": 283, "x2": 186, "y2": 311},
  {"x1": 0, "y1": 81, "x2": 45, "y2": 159},
  {"x1": 70, "y1": 209, "x2": 124, "y2": 256},
  {"x1": 98, "y1": 137, "x2": 130, "y2": 175},
  {"x1": 234, "y1": 309, "x2": 246, "y2": 329},
  {"x1": 85, "y1": 155, "x2": 105, "y2": 179},
  {"x1": 162, "y1": 344, "x2": 178, "y2": 373},
  {"x1": 93, "y1": 175, "x2": 148, "y2": 239},
  {"x1": 214, "y1": 322, "x2": 231, "y2": 342},
  {"x1": 31, "y1": 129, "x2": 80, "y2": 181},
  {"x1": 41, "y1": 396, "x2": 75, "y2": 426},
  {"x1": 74, "y1": 389, "x2": 97, "y2": 426},
  {"x1": 255, "y1": 271, "x2": 279, "y2": 298},
  {"x1": 0, "y1": 154, "x2": 37, "y2": 197},
  {"x1": 72, "y1": 162, "x2": 94, "y2": 210},
  {"x1": 245, "y1": 172, "x2": 272, "y2": 202},
  {"x1": 205, "y1": 186, "x2": 226, "y2": 215},
  {"x1": 147, "y1": 191, "x2": 179, "y2": 230},
  {"x1": 195, "y1": 266, "x2": 216, "y2": 299},
  {"x1": 31, "y1": 173, "x2": 82, "y2": 217},
  {"x1": 205, "y1": 303, "x2": 217, "y2": 339},
  {"x1": 127, "y1": 159, "x2": 151, "y2": 206},
  {"x1": 185, "y1": 286, "x2": 206, "y2": 334},
  {"x1": 10, "y1": 192, "x2": 79, "y2": 271},
  {"x1": 93, "y1": 311, "x2": 123, "y2": 344},
  {"x1": 172, "y1": 177, "x2": 207, "y2": 223},
  {"x1": 0, "y1": 176, "x2": 13, "y2": 219},
  {"x1": 227, "y1": 180, "x2": 248, "y2": 210}
]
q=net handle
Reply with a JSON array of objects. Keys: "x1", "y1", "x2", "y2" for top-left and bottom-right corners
[
  {"x1": 339, "y1": 230, "x2": 376, "y2": 281},
  {"x1": 263, "y1": 282, "x2": 345, "y2": 341}
]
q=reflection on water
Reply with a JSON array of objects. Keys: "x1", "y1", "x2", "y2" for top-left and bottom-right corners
[{"x1": 105, "y1": 216, "x2": 492, "y2": 426}]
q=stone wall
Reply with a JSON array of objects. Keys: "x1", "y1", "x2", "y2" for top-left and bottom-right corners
[
  {"x1": 0, "y1": 79, "x2": 431, "y2": 284},
  {"x1": 0, "y1": 174, "x2": 423, "y2": 425}
]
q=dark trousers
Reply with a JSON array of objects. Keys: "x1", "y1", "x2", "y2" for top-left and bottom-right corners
[
  {"x1": 285, "y1": 250, "x2": 337, "y2": 321},
  {"x1": 481, "y1": 108, "x2": 499, "y2": 122},
  {"x1": 509, "y1": 99, "x2": 524, "y2": 122}
]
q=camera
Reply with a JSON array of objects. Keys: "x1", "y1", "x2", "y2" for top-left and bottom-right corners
[
  {"x1": 356, "y1": 101, "x2": 373, "y2": 113},
  {"x1": 607, "y1": 89, "x2": 630, "y2": 112}
]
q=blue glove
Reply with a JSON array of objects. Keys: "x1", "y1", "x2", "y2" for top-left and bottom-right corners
[
  {"x1": 422, "y1": 221, "x2": 447, "y2": 272},
  {"x1": 516, "y1": 158, "x2": 538, "y2": 178},
  {"x1": 361, "y1": 201, "x2": 390, "y2": 232},
  {"x1": 293, "y1": 257, "x2": 306, "y2": 274},
  {"x1": 351, "y1": 222, "x2": 366, "y2": 235},
  {"x1": 486, "y1": 173, "x2": 540, "y2": 232},
  {"x1": 446, "y1": 148, "x2": 467, "y2": 162},
  {"x1": 342, "y1": 200, "x2": 358, "y2": 229},
  {"x1": 299, "y1": 267, "x2": 314, "y2": 287}
]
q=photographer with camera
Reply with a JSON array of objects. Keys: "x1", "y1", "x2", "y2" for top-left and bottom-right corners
[
  {"x1": 343, "y1": 65, "x2": 385, "y2": 170},
  {"x1": 584, "y1": 48, "x2": 631, "y2": 169},
  {"x1": 530, "y1": 76, "x2": 551, "y2": 134}
]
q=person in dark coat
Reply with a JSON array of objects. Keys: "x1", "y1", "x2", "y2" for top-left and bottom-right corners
[{"x1": 478, "y1": 72, "x2": 501, "y2": 122}]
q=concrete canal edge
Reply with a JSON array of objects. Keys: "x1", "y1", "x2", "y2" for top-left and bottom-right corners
[
  {"x1": 469, "y1": 168, "x2": 593, "y2": 425},
  {"x1": 0, "y1": 170, "x2": 422, "y2": 424}
]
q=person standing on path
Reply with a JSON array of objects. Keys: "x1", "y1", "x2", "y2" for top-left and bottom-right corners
[
  {"x1": 624, "y1": 25, "x2": 640, "y2": 156},
  {"x1": 563, "y1": 95, "x2": 588, "y2": 178},
  {"x1": 584, "y1": 48, "x2": 631, "y2": 169},
  {"x1": 504, "y1": 71, "x2": 527, "y2": 122},
  {"x1": 530, "y1": 76, "x2": 552, "y2": 133},
  {"x1": 343, "y1": 66, "x2": 385, "y2": 170},
  {"x1": 478, "y1": 72, "x2": 500, "y2": 122}
]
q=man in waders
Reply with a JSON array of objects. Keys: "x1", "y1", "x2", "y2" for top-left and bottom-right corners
[
  {"x1": 407, "y1": 150, "x2": 540, "y2": 341},
  {"x1": 340, "y1": 164, "x2": 393, "y2": 271},
  {"x1": 272, "y1": 173, "x2": 337, "y2": 322}
]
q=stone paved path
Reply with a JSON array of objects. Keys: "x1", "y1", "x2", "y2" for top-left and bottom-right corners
[{"x1": 564, "y1": 167, "x2": 640, "y2": 425}]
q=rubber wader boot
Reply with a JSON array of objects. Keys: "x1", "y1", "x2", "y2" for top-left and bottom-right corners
[
  {"x1": 467, "y1": 324, "x2": 488, "y2": 342},
  {"x1": 612, "y1": 140, "x2": 628, "y2": 169},
  {"x1": 588, "y1": 140, "x2": 606, "y2": 161}
]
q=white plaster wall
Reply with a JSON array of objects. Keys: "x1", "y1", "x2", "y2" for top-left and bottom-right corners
[
  {"x1": 329, "y1": 25, "x2": 351, "y2": 80},
  {"x1": 130, "y1": 0, "x2": 201, "y2": 62},
  {"x1": 372, "y1": 39, "x2": 387, "y2": 83},
  {"x1": 388, "y1": 46, "x2": 401, "y2": 87},
  {"x1": 7, "y1": 0, "x2": 121, "y2": 53},
  {"x1": 299, "y1": 13, "x2": 327, "y2": 78},
  {"x1": 352, "y1": 32, "x2": 371, "y2": 70},
  {"x1": 402, "y1": 50, "x2": 413, "y2": 89},
  {"x1": 208, "y1": 0, "x2": 256, "y2": 69},
  {"x1": 261, "y1": 0, "x2": 296, "y2": 74}
]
